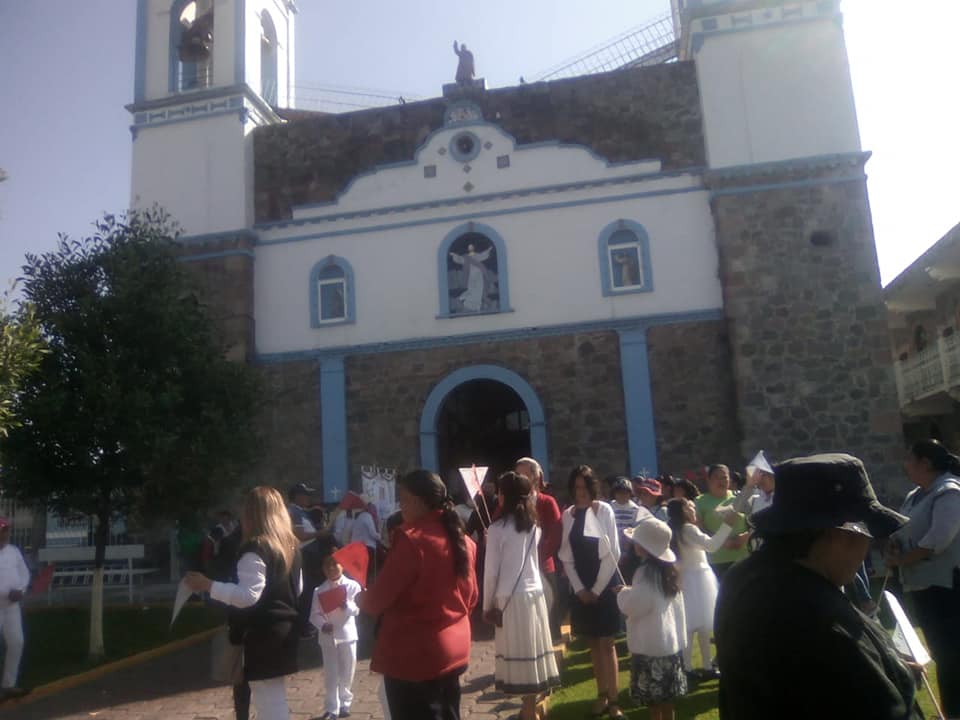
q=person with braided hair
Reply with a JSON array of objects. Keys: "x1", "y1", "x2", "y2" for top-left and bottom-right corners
[{"x1": 358, "y1": 469, "x2": 478, "y2": 720}]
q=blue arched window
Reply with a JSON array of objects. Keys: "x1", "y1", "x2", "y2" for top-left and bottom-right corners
[
  {"x1": 437, "y1": 222, "x2": 511, "y2": 317},
  {"x1": 598, "y1": 220, "x2": 654, "y2": 296},
  {"x1": 310, "y1": 256, "x2": 356, "y2": 327},
  {"x1": 169, "y1": 0, "x2": 214, "y2": 93},
  {"x1": 260, "y1": 11, "x2": 278, "y2": 106}
]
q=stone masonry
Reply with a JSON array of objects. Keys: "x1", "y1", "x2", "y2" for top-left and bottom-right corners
[
  {"x1": 255, "y1": 62, "x2": 704, "y2": 223},
  {"x1": 646, "y1": 319, "x2": 743, "y2": 473},
  {"x1": 708, "y1": 156, "x2": 906, "y2": 500}
]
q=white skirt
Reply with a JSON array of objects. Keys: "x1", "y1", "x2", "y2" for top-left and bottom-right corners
[
  {"x1": 680, "y1": 566, "x2": 719, "y2": 633},
  {"x1": 494, "y1": 590, "x2": 561, "y2": 695}
]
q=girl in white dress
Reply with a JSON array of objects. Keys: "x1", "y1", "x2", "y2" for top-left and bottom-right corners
[{"x1": 665, "y1": 497, "x2": 736, "y2": 676}]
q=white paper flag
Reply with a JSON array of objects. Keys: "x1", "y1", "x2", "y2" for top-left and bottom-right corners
[
  {"x1": 171, "y1": 578, "x2": 193, "y2": 628},
  {"x1": 746, "y1": 450, "x2": 774, "y2": 479},
  {"x1": 883, "y1": 591, "x2": 931, "y2": 665},
  {"x1": 459, "y1": 465, "x2": 488, "y2": 500}
]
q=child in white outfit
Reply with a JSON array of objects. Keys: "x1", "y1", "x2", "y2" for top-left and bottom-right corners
[{"x1": 310, "y1": 555, "x2": 361, "y2": 720}]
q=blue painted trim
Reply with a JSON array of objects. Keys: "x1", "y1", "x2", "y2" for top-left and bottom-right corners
[
  {"x1": 710, "y1": 174, "x2": 866, "y2": 198},
  {"x1": 598, "y1": 220, "x2": 655, "y2": 297},
  {"x1": 178, "y1": 228, "x2": 258, "y2": 245},
  {"x1": 128, "y1": 82, "x2": 279, "y2": 120},
  {"x1": 130, "y1": 107, "x2": 244, "y2": 136},
  {"x1": 258, "y1": 184, "x2": 706, "y2": 244},
  {"x1": 449, "y1": 131, "x2": 482, "y2": 163},
  {"x1": 436, "y1": 222, "x2": 511, "y2": 317},
  {"x1": 256, "y1": 308, "x2": 724, "y2": 364},
  {"x1": 134, "y1": 0, "x2": 148, "y2": 102},
  {"x1": 418, "y1": 365, "x2": 549, "y2": 483},
  {"x1": 320, "y1": 357, "x2": 349, "y2": 503},
  {"x1": 179, "y1": 249, "x2": 255, "y2": 262},
  {"x1": 288, "y1": 121, "x2": 666, "y2": 216},
  {"x1": 707, "y1": 151, "x2": 870, "y2": 180},
  {"x1": 309, "y1": 255, "x2": 356, "y2": 327},
  {"x1": 618, "y1": 328, "x2": 658, "y2": 477},
  {"x1": 235, "y1": 0, "x2": 246, "y2": 86}
]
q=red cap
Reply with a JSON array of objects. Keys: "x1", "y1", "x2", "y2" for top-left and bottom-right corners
[{"x1": 633, "y1": 477, "x2": 662, "y2": 497}]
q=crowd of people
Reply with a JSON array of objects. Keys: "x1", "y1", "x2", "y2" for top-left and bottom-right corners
[{"x1": 0, "y1": 437, "x2": 954, "y2": 718}]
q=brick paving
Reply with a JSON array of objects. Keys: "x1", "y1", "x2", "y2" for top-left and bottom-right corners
[{"x1": 3, "y1": 623, "x2": 526, "y2": 720}]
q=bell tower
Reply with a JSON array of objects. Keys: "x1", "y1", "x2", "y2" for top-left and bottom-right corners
[{"x1": 128, "y1": 0, "x2": 296, "y2": 235}]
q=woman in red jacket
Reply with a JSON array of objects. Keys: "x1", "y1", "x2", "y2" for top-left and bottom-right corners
[{"x1": 358, "y1": 469, "x2": 478, "y2": 720}]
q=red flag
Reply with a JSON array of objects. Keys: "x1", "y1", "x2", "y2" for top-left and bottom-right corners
[
  {"x1": 31, "y1": 564, "x2": 56, "y2": 595},
  {"x1": 316, "y1": 584, "x2": 347, "y2": 614},
  {"x1": 333, "y1": 541, "x2": 369, "y2": 588}
]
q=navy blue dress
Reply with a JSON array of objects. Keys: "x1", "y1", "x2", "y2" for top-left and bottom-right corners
[{"x1": 568, "y1": 507, "x2": 620, "y2": 638}]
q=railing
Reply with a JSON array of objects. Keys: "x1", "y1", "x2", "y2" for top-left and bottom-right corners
[{"x1": 895, "y1": 335, "x2": 960, "y2": 405}]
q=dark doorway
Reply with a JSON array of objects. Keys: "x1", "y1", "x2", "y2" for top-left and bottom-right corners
[{"x1": 436, "y1": 379, "x2": 531, "y2": 499}]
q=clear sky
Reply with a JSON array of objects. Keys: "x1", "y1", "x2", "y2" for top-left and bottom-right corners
[{"x1": 0, "y1": 1, "x2": 956, "y2": 288}]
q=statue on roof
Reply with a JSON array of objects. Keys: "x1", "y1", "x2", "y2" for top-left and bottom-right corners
[{"x1": 453, "y1": 41, "x2": 475, "y2": 86}]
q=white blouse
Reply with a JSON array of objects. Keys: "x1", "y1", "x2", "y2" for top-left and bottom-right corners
[
  {"x1": 676, "y1": 523, "x2": 733, "y2": 573},
  {"x1": 210, "y1": 551, "x2": 304, "y2": 608},
  {"x1": 558, "y1": 502, "x2": 621, "y2": 596},
  {"x1": 483, "y1": 521, "x2": 542, "y2": 612}
]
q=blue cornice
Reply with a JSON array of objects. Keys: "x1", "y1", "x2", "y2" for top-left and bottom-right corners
[
  {"x1": 179, "y1": 249, "x2": 255, "y2": 262},
  {"x1": 710, "y1": 173, "x2": 866, "y2": 198},
  {"x1": 706, "y1": 151, "x2": 871, "y2": 181},
  {"x1": 126, "y1": 82, "x2": 280, "y2": 123},
  {"x1": 255, "y1": 308, "x2": 724, "y2": 364},
  {"x1": 177, "y1": 228, "x2": 258, "y2": 246}
]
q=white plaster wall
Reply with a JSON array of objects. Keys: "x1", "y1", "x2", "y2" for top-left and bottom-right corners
[
  {"x1": 255, "y1": 178, "x2": 720, "y2": 355},
  {"x1": 696, "y1": 18, "x2": 861, "y2": 168},
  {"x1": 292, "y1": 127, "x2": 661, "y2": 218},
  {"x1": 131, "y1": 112, "x2": 251, "y2": 234},
  {"x1": 245, "y1": 0, "x2": 294, "y2": 106}
]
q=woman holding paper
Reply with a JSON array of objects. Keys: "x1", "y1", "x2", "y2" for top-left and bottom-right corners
[
  {"x1": 665, "y1": 497, "x2": 735, "y2": 677},
  {"x1": 185, "y1": 487, "x2": 302, "y2": 720},
  {"x1": 559, "y1": 465, "x2": 624, "y2": 719}
]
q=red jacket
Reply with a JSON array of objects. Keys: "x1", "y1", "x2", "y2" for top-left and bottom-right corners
[
  {"x1": 537, "y1": 492, "x2": 562, "y2": 574},
  {"x1": 360, "y1": 510, "x2": 478, "y2": 681}
]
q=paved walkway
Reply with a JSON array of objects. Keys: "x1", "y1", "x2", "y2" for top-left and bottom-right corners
[{"x1": 3, "y1": 624, "x2": 522, "y2": 720}]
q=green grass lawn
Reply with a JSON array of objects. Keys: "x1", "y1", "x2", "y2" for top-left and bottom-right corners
[
  {"x1": 549, "y1": 636, "x2": 941, "y2": 720},
  {"x1": 13, "y1": 603, "x2": 222, "y2": 689}
]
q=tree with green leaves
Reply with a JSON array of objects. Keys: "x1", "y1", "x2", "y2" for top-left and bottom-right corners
[
  {"x1": 0, "y1": 209, "x2": 260, "y2": 658},
  {"x1": 0, "y1": 298, "x2": 46, "y2": 437}
]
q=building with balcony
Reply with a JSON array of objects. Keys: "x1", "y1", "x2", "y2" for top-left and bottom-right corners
[{"x1": 886, "y1": 222, "x2": 960, "y2": 444}]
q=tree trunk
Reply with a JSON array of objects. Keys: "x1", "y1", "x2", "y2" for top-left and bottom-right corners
[{"x1": 88, "y1": 511, "x2": 110, "y2": 659}]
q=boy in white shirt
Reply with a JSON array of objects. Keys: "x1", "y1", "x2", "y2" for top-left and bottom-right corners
[
  {"x1": 0, "y1": 517, "x2": 29, "y2": 699},
  {"x1": 310, "y1": 554, "x2": 361, "y2": 720}
]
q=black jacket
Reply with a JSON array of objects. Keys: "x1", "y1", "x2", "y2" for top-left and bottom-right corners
[
  {"x1": 715, "y1": 546, "x2": 921, "y2": 720},
  {"x1": 229, "y1": 540, "x2": 302, "y2": 681}
]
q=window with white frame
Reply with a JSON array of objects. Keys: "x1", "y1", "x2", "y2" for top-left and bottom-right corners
[
  {"x1": 598, "y1": 220, "x2": 653, "y2": 296},
  {"x1": 316, "y1": 265, "x2": 347, "y2": 323}
]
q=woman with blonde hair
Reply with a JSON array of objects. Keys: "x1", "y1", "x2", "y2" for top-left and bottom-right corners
[{"x1": 186, "y1": 486, "x2": 303, "y2": 720}]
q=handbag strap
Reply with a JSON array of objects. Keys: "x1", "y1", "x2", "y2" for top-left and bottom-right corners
[{"x1": 500, "y1": 529, "x2": 536, "y2": 614}]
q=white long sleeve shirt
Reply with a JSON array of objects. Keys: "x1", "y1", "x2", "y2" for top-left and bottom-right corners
[
  {"x1": 0, "y1": 544, "x2": 29, "y2": 607},
  {"x1": 310, "y1": 575, "x2": 361, "y2": 645},
  {"x1": 677, "y1": 523, "x2": 733, "y2": 573},
  {"x1": 209, "y1": 552, "x2": 303, "y2": 609},
  {"x1": 350, "y1": 511, "x2": 380, "y2": 549},
  {"x1": 482, "y1": 521, "x2": 541, "y2": 612},
  {"x1": 558, "y1": 502, "x2": 621, "y2": 596}
]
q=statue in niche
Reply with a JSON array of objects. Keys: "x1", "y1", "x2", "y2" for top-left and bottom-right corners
[
  {"x1": 453, "y1": 41, "x2": 476, "y2": 85},
  {"x1": 612, "y1": 249, "x2": 640, "y2": 288},
  {"x1": 449, "y1": 237, "x2": 497, "y2": 313}
]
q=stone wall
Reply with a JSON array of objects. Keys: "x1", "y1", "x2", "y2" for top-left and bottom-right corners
[
  {"x1": 646, "y1": 320, "x2": 743, "y2": 474},
  {"x1": 344, "y1": 331, "x2": 631, "y2": 492},
  {"x1": 709, "y1": 158, "x2": 907, "y2": 500},
  {"x1": 247, "y1": 359, "x2": 323, "y2": 488},
  {"x1": 179, "y1": 234, "x2": 255, "y2": 363},
  {"x1": 255, "y1": 62, "x2": 704, "y2": 222}
]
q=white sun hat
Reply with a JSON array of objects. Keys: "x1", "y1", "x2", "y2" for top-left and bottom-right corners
[{"x1": 623, "y1": 514, "x2": 676, "y2": 563}]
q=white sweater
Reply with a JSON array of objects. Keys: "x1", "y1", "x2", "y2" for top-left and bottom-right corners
[
  {"x1": 483, "y1": 521, "x2": 541, "y2": 612},
  {"x1": 617, "y1": 566, "x2": 687, "y2": 658},
  {"x1": 558, "y1": 502, "x2": 621, "y2": 595}
]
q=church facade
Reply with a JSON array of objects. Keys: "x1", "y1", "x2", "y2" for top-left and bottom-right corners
[{"x1": 129, "y1": 0, "x2": 906, "y2": 501}]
